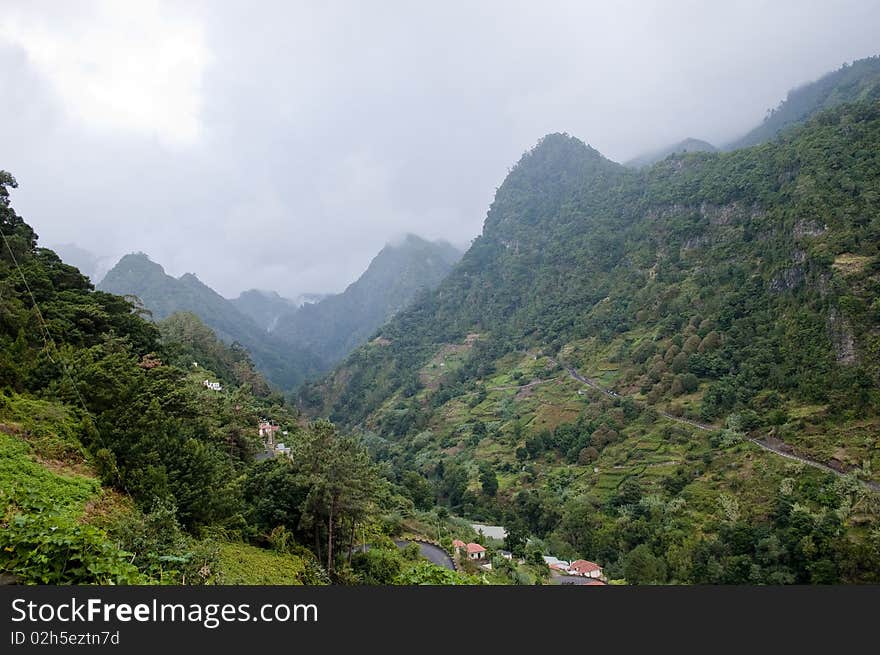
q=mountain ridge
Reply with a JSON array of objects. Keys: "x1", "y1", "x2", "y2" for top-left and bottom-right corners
[
  {"x1": 98, "y1": 252, "x2": 323, "y2": 390},
  {"x1": 272, "y1": 233, "x2": 462, "y2": 367}
]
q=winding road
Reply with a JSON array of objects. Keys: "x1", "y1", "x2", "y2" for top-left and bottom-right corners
[
  {"x1": 394, "y1": 540, "x2": 455, "y2": 570},
  {"x1": 352, "y1": 540, "x2": 455, "y2": 570},
  {"x1": 545, "y1": 355, "x2": 879, "y2": 493}
]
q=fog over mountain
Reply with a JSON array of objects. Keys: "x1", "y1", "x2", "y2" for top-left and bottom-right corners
[{"x1": 2, "y1": 1, "x2": 879, "y2": 298}]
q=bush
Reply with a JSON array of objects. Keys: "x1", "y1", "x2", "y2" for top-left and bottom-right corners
[
  {"x1": 0, "y1": 511, "x2": 142, "y2": 584},
  {"x1": 351, "y1": 547, "x2": 404, "y2": 584}
]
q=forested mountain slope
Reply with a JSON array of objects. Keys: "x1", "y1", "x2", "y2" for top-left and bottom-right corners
[
  {"x1": 303, "y1": 101, "x2": 880, "y2": 583},
  {"x1": 726, "y1": 55, "x2": 880, "y2": 150},
  {"x1": 99, "y1": 253, "x2": 323, "y2": 390},
  {"x1": 272, "y1": 234, "x2": 461, "y2": 367}
]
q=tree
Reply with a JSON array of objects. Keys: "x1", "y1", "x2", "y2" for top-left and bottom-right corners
[
  {"x1": 479, "y1": 463, "x2": 499, "y2": 497},
  {"x1": 624, "y1": 544, "x2": 667, "y2": 584},
  {"x1": 293, "y1": 420, "x2": 382, "y2": 573}
]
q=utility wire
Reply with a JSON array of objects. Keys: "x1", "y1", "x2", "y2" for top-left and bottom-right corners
[{"x1": 0, "y1": 223, "x2": 96, "y2": 423}]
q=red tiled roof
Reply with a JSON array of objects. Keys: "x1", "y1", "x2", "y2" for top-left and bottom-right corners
[
  {"x1": 570, "y1": 559, "x2": 602, "y2": 574},
  {"x1": 466, "y1": 543, "x2": 486, "y2": 554},
  {"x1": 452, "y1": 540, "x2": 466, "y2": 548}
]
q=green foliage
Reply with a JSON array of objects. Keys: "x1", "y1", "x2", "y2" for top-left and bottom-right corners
[
  {"x1": 215, "y1": 542, "x2": 325, "y2": 585},
  {"x1": 393, "y1": 560, "x2": 475, "y2": 585},
  {"x1": 350, "y1": 547, "x2": 404, "y2": 584},
  {"x1": 107, "y1": 499, "x2": 220, "y2": 584},
  {"x1": 301, "y1": 96, "x2": 880, "y2": 584},
  {"x1": 0, "y1": 430, "x2": 97, "y2": 515},
  {"x1": 0, "y1": 511, "x2": 142, "y2": 585},
  {"x1": 0, "y1": 429, "x2": 140, "y2": 585}
]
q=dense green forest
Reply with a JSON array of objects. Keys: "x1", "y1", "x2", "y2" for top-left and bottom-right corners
[{"x1": 302, "y1": 98, "x2": 880, "y2": 583}]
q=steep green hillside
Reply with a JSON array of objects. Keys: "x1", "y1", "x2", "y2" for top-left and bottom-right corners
[
  {"x1": 625, "y1": 137, "x2": 717, "y2": 168},
  {"x1": 305, "y1": 102, "x2": 880, "y2": 583},
  {"x1": 726, "y1": 55, "x2": 880, "y2": 150},
  {"x1": 158, "y1": 311, "x2": 275, "y2": 398},
  {"x1": 273, "y1": 234, "x2": 461, "y2": 367},
  {"x1": 99, "y1": 253, "x2": 323, "y2": 390},
  {"x1": 0, "y1": 178, "x2": 396, "y2": 585}
]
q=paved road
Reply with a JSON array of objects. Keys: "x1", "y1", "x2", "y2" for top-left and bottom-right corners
[
  {"x1": 394, "y1": 540, "x2": 455, "y2": 570},
  {"x1": 550, "y1": 572, "x2": 606, "y2": 586},
  {"x1": 547, "y1": 355, "x2": 878, "y2": 493},
  {"x1": 352, "y1": 540, "x2": 455, "y2": 570}
]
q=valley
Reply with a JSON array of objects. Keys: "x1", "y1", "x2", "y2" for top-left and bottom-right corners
[{"x1": 2, "y1": 56, "x2": 880, "y2": 586}]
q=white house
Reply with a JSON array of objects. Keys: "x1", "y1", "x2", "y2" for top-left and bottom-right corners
[
  {"x1": 466, "y1": 543, "x2": 487, "y2": 560},
  {"x1": 203, "y1": 380, "x2": 222, "y2": 391},
  {"x1": 569, "y1": 559, "x2": 603, "y2": 579}
]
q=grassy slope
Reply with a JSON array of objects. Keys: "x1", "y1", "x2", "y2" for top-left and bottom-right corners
[
  {"x1": 0, "y1": 392, "x2": 313, "y2": 585},
  {"x1": 216, "y1": 542, "x2": 307, "y2": 585}
]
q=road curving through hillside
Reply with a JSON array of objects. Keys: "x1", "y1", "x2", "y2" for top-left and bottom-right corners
[{"x1": 544, "y1": 355, "x2": 879, "y2": 493}]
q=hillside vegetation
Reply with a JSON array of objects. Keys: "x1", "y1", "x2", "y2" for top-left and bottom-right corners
[
  {"x1": 0, "y1": 176, "x2": 452, "y2": 585},
  {"x1": 303, "y1": 100, "x2": 880, "y2": 583}
]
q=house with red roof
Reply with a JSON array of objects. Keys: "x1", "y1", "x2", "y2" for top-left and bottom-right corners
[
  {"x1": 569, "y1": 559, "x2": 603, "y2": 579},
  {"x1": 452, "y1": 540, "x2": 487, "y2": 560},
  {"x1": 465, "y1": 543, "x2": 486, "y2": 560}
]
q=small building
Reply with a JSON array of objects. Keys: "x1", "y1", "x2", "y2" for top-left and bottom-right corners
[
  {"x1": 259, "y1": 422, "x2": 280, "y2": 439},
  {"x1": 452, "y1": 539, "x2": 467, "y2": 555},
  {"x1": 499, "y1": 550, "x2": 513, "y2": 560},
  {"x1": 465, "y1": 543, "x2": 486, "y2": 560},
  {"x1": 203, "y1": 380, "x2": 222, "y2": 391},
  {"x1": 569, "y1": 559, "x2": 603, "y2": 579},
  {"x1": 542, "y1": 556, "x2": 570, "y2": 572}
]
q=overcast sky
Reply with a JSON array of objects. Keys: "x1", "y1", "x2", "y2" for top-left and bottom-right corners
[{"x1": 1, "y1": 1, "x2": 878, "y2": 297}]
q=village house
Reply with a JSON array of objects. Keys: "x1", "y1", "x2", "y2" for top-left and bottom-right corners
[
  {"x1": 259, "y1": 421, "x2": 280, "y2": 441},
  {"x1": 569, "y1": 559, "x2": 603, "y2": 579},
  {"x1": 452, "y1": 540, "x2": 487, "y2": 560},
  {"x1": 203, "y1": 380, "x2": 222, "y2": 391},
  {"x1": 466, "y1": 543, "x2": 487, "y2": 560},
  {"x1": 542, "y1": 556, "x2": 570, "y2": 572}
]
